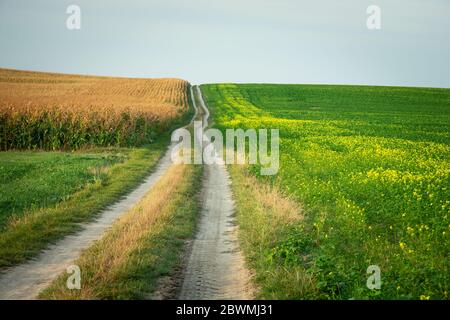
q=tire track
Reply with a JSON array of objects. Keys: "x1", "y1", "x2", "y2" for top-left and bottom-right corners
[{"x1": 178, "y1": 86, "x2": 253, "y2": 300}]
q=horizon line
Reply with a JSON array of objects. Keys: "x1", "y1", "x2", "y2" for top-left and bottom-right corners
[{"x1": 2, "y1": 66, "x2": 449, "y2": 90}]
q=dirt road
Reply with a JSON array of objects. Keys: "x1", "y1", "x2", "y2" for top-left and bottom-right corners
[{"x1": 178, "y1": 87, "x2": 253, "y2": 299}]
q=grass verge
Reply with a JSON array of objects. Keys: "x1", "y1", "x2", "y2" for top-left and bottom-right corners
[
  {"x1": 0, "y1": 142, "x2": 166, "y2": 269},
  {"x1": 228, "y1": 165, "x2": 315, "y2": 299},
  {"x1": 0, "y1": 150, "x2": 126, "y2": 228},
  {"x1": 40, "y1": 163, "x2": 202, "y2": 299}
]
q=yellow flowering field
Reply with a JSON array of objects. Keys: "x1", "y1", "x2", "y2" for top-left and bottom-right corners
[{"x1": 202, "y1": 83, "x2": 450, "y2": 299}]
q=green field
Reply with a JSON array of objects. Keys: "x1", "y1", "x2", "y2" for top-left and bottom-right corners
[
  {"x1": 0, "y1": 151, "x2": 125, "y2": 228},
  {"x1": 201, "y1": 84, "x2": 450, "y2": 299},
  {"x1": 0, "y1": 144, "x2": 168, "y2": 269}
]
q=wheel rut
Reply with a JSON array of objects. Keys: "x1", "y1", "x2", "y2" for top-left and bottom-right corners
[{"x1": 178, "y1": 86, "x2": 253, "y2": 300}]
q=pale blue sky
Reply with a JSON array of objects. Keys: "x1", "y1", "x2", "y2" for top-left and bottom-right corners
[{"x1": 0, "y1": 0, "x2": 449, "y2": 87}]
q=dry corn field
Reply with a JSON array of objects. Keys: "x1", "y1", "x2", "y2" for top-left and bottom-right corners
[{"x1": 0, "y1": 68, "x2": 189, "y2": 150}]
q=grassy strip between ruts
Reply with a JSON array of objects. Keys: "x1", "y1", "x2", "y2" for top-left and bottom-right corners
[
  {"x1": 40, "y1": 163, "x2": 202, "y2": 299},
  {"x1": 227, "y1": 165, "x2": 314, "y2": 299}
]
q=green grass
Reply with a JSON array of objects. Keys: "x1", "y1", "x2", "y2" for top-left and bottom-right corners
[
  {"x1": 0, "y1": 143, "x2": 166, "y2": 269},
  {"x1": 0, "y1": 151, "x2": 126, "y2": 228},
  {"x1": 40, "y1": 163, "x2": 202, "y2": 299},
  {"x1": 202, "y1": 83, "x2": 450, "y2": 300},
  {"x1": 227, "y1": 165, "x2": 317, "y2": 299}
]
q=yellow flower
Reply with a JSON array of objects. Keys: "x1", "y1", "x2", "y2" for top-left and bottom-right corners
[
  {"x1": 399, "y1": 242, "x2": 407, "y2": 250},
  {"x1": 420, "y1": 295, "x2": 430, "y2": 300}
]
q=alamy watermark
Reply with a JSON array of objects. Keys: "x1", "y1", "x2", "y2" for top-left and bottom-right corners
[
  {"x1": 367, "y1": 5, "x2": 381, "y2": 30},
  {"x1": 65, "y1": 5, "x2": 381, "y2": 31},
  {"x1": 66, "y1": 264, "x2": 81, "y2": 290},
  {"x1": 171, "y1": 121, "x2": 279, "y2": 176},
  {"x1": 66, "y1": 5, "x2": 81, "y2": 30},
  {"x1": 366, "y1": 265, "x2": 381, "y2": 290}
]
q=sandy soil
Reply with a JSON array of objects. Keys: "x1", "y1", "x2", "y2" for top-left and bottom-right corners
[{"x1": 177, "y1": 86, "x2": 254, "y2": 299}]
